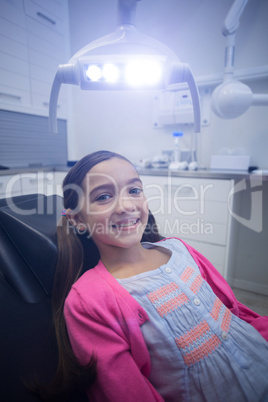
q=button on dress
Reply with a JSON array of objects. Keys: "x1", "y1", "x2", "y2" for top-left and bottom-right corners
[{"x1": 117, "y1": 238, "x2": 268, "y2": 402}]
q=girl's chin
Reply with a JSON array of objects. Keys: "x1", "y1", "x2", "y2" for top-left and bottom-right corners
[{"x1": 108, "y1": 229, "x2": 145, "y2": 247}]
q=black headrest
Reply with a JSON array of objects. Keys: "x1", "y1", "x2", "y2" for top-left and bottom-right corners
[{"x1": 0, "y1": 194, "x2": 63, "y2": 303}]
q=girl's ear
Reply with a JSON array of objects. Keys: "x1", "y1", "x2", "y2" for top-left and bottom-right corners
[{"x1": 66, "y1": 208, "x2": 86, "y2": 232}]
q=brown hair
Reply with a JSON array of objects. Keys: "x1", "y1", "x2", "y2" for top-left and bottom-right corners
[{"x1": 40, "y1": 150, "x2": 161, "y2": 400}]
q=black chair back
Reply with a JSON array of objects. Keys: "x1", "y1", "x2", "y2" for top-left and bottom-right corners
[{"x1": 0, "y1": 194, "x2": 60, "y2": 401}]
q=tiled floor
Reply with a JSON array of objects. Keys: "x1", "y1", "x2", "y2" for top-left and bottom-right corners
[{"x1": 231, "y1": 287, "x2": 268, "y2": 316}]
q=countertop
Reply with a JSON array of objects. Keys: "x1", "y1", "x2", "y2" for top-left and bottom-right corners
[
  {"x1": 0, "y1": 165, "x2": 68, "y2": 175},
  {"x1": 136, "y1": 167, "x2": 268, "y2": 181},
  {"x1": 1, "y1": 165, "x2": 268, "y2": 181}
]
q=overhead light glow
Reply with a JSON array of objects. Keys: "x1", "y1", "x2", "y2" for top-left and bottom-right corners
[
  {"x1": 86, "y1": 64, "x2": 102, "y2": 81},
  {"x1": 143, "y1": 61, "x2": 162, "y2": 85},
  {"x1": 103, "y1": 63, "x2": 119, "y2": 82},
  {"x1": 125, "y1": 60, "x2": 162, "y2": 87}
]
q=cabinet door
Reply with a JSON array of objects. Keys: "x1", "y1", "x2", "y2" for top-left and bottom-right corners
[
  {"x1": 0, "y1": 0, "x2": 70, "y2": 116},
  {"x1": 0, "y1": 0, "x2": 31, "y2": 110},
  {"x1": 20, "y1": 171, "x2": 65, "y2": 196},
  {"x1": 25, "y1": 12, "x2": 68, "y2": 116},
  {"x1": 24, "y1": 0, "x2": 70, "y2": 116},
  {"x1": 0, "y1": 0, "x2": 26, "y2": 27},
  {"x1": 45, "y1": 172, "x2": 67, "y2": 196},
  {"x1": 0, "y1": 174, "x2": 22, "y2": 198},
  {"x1": 20, "y1": 172, "x2": 50, "y2": 195},
  {"x1": 141, "y1": 175, "x2": 232, "y2": 246},
  {"x1": 23, "y1": 0, "x2": 64, "y2": 33}
]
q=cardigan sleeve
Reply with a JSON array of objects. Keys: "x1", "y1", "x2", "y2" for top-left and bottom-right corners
[
  {"x1": 64, "y1": 286, "x2": 164, "y2": 402},
  {"x1": 180, "y1": 239, "x2": 268, "y2": 342}
]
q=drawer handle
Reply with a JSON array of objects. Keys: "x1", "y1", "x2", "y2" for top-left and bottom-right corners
[
  {"x1": 43, "y1": 102, "x2": 60, "y2": 108},
  {"x1": 165, "y1": 184, "x2": 196, "y2": 196},
  {"x1": 36, "y1": 11, "x2": 56, "y2": 26},
  {"x1": 29, "y1": 178, "x2": 51, "y2": 183},
  {"x1": 0, "y1": 92, "x2": 21, "y2": 101}
]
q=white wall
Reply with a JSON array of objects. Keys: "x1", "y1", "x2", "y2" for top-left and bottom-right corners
[{"x1": 67, "y1": 0, "x2": 268, "y2": 168}]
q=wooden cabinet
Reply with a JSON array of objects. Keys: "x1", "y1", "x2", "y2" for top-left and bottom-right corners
[
  {"x1": 140, "y1": 174, "x2": 234, "y2": 278},
  {"x1": 0, "y1": 0, "x2": 70, "y2": 117}
]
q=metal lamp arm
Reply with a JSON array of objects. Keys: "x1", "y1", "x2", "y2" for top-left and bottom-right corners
[
  {"x1": 49, "y1": 64, "x2": 80, "y2": 133},
  {"x1": 185, "y1": 65, "x2": 201, "y2": 133},
  {"x1": 168, "y1": 63, "x2": 201, "y2": 133},
  {"x1": 223, "y1": 0, "x2": 248, "y2": 36},
  {"x1": 49, "y1": 75, "x2": 61, "y2": 134},
  {"x1": 222, "y1": 0, "x2": 248, "y2": 77}
]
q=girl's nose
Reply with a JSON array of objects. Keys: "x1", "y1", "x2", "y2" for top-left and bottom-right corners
[{"x1": 115, "y1": 195, "x2": 136, "y2": 214}]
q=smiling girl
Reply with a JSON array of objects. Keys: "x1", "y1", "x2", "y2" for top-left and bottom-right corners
[{"x1": 48, "y1": 150, "x2": 268, "y2": 402}]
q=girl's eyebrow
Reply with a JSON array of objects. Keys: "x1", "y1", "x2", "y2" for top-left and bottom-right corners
[
  {"x1": 89, "y1": 183, "x2": 114, "y2": 198},
  {"x1": 127, "y1": 178, "x2": 143, "y2": 186},
  {"x1": 89, "y1": 178, "x2": 142, "y2": 197}
]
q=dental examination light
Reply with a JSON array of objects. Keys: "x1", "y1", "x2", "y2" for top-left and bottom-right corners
[
  {"x1": 211, "y1": 0, "x2": 268, "y2": 119},
  {"x1": 49, "y1": 0, "x2": 200, "y2": 133}
]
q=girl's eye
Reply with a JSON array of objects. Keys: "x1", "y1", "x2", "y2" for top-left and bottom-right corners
[
  {"x1": 96, "y1": 193, "x2": 112, "y2": 202},
  {"x1": 130, "y1": 187, "x2": 142, "y2": 195}
]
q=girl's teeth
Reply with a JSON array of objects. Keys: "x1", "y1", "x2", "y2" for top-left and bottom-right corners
[{"x1": 114, "y1": 219, "x2": 138, "y2": 228}]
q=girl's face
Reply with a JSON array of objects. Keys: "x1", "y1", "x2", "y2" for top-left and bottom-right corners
[{"x1": 73, "y1": 157, "x2": 149, "y2": 251}]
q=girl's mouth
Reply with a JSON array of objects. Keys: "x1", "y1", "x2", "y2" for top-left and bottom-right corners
[{"x1": 111, "y1": 218, "x2": 139, "y2": 229}]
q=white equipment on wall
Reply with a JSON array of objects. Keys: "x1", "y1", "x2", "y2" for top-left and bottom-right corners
[
  {"x1": 49, "y1": 0, "x2": 200, "y2": 133},
  {"x1": 211, "y1": 0, "x2": 268, "y2": 119}
]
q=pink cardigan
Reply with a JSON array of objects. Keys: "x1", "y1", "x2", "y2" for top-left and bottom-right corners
[{"x1": 64, "y1": 238, "x2": 268, "y2": 401}]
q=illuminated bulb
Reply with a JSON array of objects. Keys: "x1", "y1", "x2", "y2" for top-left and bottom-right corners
[
  {"x1": 125, "y1": 61, "x2": 144, "y2": 86},
  {"x1": 86, "y1": 65, "x2": 102, "y2": 81},
  {"x1": 125, "y1": 60, "x2": 162, "y2": 86},
  {"x1": 103, "y1": 63, "x2": 119, "y2": 82},
  {"x1": 143, "y1": 61, "x2": 162, "y2": 85}
]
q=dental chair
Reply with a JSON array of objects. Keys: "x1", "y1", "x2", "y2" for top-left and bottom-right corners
[{"x1": 0, "y1": 194, "x2": 88, "y2": 402}]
